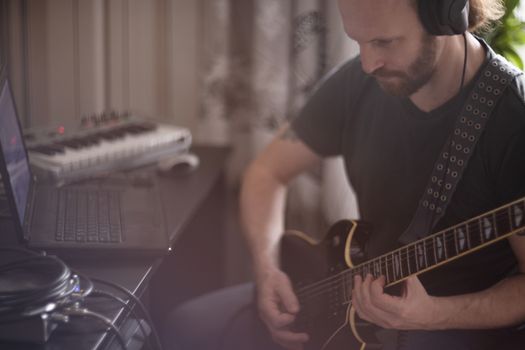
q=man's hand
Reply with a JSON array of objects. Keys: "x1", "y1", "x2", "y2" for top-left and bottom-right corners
[
  {"x1": 256, "y1": 266, "x2": 309, "y2": 350},
  {"x1": 352, "y1": 274, "x2": 440, "y2": 330}
]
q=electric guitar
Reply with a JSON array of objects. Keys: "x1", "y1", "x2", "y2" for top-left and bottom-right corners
[{"x1": 280, "y1": 197, "x2": 525, "y2": 350}]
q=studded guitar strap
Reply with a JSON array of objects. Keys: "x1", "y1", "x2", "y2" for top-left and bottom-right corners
[{"x1": 399, "y1": 55, "x2": 523, "y2": 244}]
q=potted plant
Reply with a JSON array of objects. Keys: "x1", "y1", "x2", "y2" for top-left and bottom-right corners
[{"x1": 483, "y1": 0, "x2": 525, "y2": 68}]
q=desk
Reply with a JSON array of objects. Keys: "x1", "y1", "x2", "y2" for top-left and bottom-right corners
[{"x1": 0, "y1": 145, "x2": 231, "y2": 350}]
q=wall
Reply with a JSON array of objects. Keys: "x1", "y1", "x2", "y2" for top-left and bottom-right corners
[{"x1": 6, "y1": 0, "x2": 201, "y2": 130}]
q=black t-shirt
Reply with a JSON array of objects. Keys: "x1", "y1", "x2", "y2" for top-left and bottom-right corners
[{"x1": 292, "y1": 41, "x2": 525, "y2": 296}]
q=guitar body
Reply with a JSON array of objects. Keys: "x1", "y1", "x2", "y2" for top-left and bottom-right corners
[
  {"x1": 280, "y1": 220, "x2": 382, "y2": 350},
  {"x1": 280, "y1": 197, "x2": 525, "y2": 349}
]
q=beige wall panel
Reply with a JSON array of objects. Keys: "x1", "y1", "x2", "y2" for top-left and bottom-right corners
[
  {"x1": 11, "y1": 0, "x2": 202, "y2": 130},
  {"x1": 127, "y1": 0, "x2": 158, "y2": 118},
  {"x1": 26, "y1": 0, "x2": 50, "y2": 128},
  {"x1": 77, "y1": 0, "x2": 105, "y2": 117},
  {"x1": 106, "y1": 0, "x2": 128, "y2": 112},
  {"x1": 165, "y1": 0, "x2": 200, "y2": 129},
  {"x1": 46, "y1": 0, "x2": 76, "y2": 125},
  {"x1": 7, "y1": 0, "x2": 28, "y2": 125}
]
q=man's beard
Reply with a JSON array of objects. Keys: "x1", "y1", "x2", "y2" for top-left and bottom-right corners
[{"x1": 372, "y1": 35, "x2": 437, "y2": 97}]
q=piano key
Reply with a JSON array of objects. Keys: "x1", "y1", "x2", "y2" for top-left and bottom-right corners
[{"x1": 26, "y1": 118, "x2": 192, "y2": 183}]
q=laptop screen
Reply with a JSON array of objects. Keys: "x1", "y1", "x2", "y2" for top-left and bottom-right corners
[{"x1": 0, "y1": 78, "x2": 31, "y2": 223}]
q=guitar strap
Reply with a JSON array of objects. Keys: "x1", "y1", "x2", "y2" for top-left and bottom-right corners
[{"x1": 399, "y1": 55, "x2": 523, "y2": 244}]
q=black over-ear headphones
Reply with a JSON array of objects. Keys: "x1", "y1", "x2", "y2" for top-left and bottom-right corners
[{"x1": 418, "y1": 0, "x2": 470, "y2": 36}]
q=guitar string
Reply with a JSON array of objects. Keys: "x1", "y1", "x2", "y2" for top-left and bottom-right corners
[
  {"x1": 296, "y1": 207, "x2": 518, "y2": 299},
  {"x1": 294, "y1": 199, "x2": 525, "y2": 301},
  {"x1": 293, "y1": 208, "x2": 522, "y2": 304},
  {"x1": 295, "y1": 218, "x2": 518, "y2": 306},
  {"x1": 295, "y1": 219, "x2": 507, "y2": 305}
]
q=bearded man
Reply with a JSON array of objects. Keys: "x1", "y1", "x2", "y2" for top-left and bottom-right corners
[{"x1": 164, "y1": 1, "x2": 525, "y2": 349}]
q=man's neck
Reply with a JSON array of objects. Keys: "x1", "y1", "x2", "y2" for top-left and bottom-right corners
[{"x1": 410, "y1": 33, "x2": 486, "y2": 112}]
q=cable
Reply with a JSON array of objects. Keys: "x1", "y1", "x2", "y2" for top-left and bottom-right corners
[
  {"x1": 0, "y1": 250, "x2": 158, "y2": 350},
  {"x1": 62, "y1": 306, "x2": 128, "y2": 350},
  {"x1": 0, "y1": 248, "x2": 76, "y2": 323},
  {"x1": 459, "y1": 32, "x2": 468, "y2": 92},
  {"x1": 89, "y1": 277, "x2": 163, "y2": 350},
  {"x1": 90, "y1": 289, "x2": 154, "y2": 350}
]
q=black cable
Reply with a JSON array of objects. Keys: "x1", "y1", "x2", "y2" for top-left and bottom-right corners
[
  {"x1": 0, "y1": 250, "x2": 135, "y2": 350},
  {"x1": 76, "y1": 272, "x2": 94, "y2": 298},
  {"x1": 0, "y1": 249, "x2": 76, "y2": 323},
  {"x1": 89, "y1": 277, "x2": 163, "y2": 350},
  {"x1": 0, "y1": 250, "x2": 155, "y2": 350},
  {"x1": 459, "y1": 32, "x2": 468, "y2": 92},
  {"x1": 63, "y1": 306, "x2": 128, "y2": 350},
  {"x1": 90, "y1": 289, "x2": 154, "y2": 350}
]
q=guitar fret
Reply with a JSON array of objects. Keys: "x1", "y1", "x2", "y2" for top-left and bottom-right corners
[
  {"x1": 508, "y1": 206, "x2": 513, "y2": 231},
  {"x1": 455, "y1": 227, "x2": 468, "y2": 252},
  {"x1": 343, "y1": 272, "x2": 349, "y2": 303},
  {"x1": 415, "y1": 242, "x2": 426, "y2": 271},
  {"x1": 426, "y1": 237, "x2": 436, "y2": 267},
  {"x1": 405, "y1": 247, "x2": 411, "y2": 275},
  {"x1": 373, "y1": 259, "x2": 380, "y2": 278},
  {"x1": 478, "y1": 217, "x2": 483, "y2": 244},
  {"x1": 385, "y1": 254, "x2": 393, "y2": 284},
  {"x1": 414, "y1": 243, "x2": 419, "y2": 271},
  {"x1": 480, "y1": 213, "x2": 495, "y2": 244},
  {"x1": 454, "y1": 228, "x2": 460, "y2": 254},
  {"x1": 497, "y1": 207, "x2": 511, "y2": 235},
  {"x1": 467, "y1": 220, "x2": 480, "y2": 248},
  {"x1": 409, "y1": 244, "x2": 418, "y2": 273},
  {"x1": 441, "y1": 232, "x2": 447, "y2": 259},
  {"x1": 512, "y1": 201, "x2": 524, "y2": 229},
  {"x1": 382, "y1": 256, "x2": 389, "y2": 283},
  {"x1": 444, "y1": 230, "x2": 455, "y2": 257},
  {"x1": 466, "y1": 221, "x2": 472, "y2": 249},
  {"x1": 368, "y1": 263, "x2": 373, "y2": 277},
  {"x1": 434, "y1": 233, "x2": 445, "y2": 262},
  {"x1": 493, "y1": 211, "x2": 499, "y2": 238},
  {"x1": 394, "y1": 251, "x2": 402, "y2": 279},
  {"x1": 422, "y1": 242, "x2": 428, "y2": 268},
  {"x1": 353, "y1": 267, "x2": 360, "y2": 281},
  {"x1": 432, "y1": 236, "x2": 438, "y2": 264},
  {"x1": 341, "y1": 273, "x2": 346, "y2": 302},
  {"x1": 402, "y1": 247, "x2": 410, "y2": 277}
]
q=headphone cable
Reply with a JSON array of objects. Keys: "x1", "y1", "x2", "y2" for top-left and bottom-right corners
[{"x1": 459, "y1": 32, "x2": 468, "y2": 92}]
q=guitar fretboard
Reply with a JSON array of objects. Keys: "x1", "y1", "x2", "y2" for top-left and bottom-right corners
[{"x1": 341, "y1": 197, "x2": 525, "y2": 303}]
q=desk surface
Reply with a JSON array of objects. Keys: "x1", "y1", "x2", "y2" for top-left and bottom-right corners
[{"x1": 0, "y1": 145, "x2": 230, "y2": 350}]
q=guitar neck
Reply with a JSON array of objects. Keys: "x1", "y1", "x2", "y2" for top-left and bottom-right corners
[{"x1": 342, "y1": 197, "x2": 525, "y2": 300}]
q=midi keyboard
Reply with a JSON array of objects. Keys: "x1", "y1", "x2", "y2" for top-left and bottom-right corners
[{"x1": 24, "y1": 112, "x2": 192, "y2": 184}]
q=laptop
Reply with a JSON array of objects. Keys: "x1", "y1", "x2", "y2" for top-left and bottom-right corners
[{"x1": 0, "y1": 72, "x2": 170, "y2": 258}]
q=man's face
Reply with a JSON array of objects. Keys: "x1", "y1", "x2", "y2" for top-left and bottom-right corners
[
  {"x1": 338, "y1": 0, "x2": 440, "y2": 97},
  {"x1": 373, "y1": 33, "x2": 437, "y2": 96}
]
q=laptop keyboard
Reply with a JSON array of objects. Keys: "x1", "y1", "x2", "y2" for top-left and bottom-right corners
[{"x1": 55, "y1": 189, "x2": 123, "y2": 243}]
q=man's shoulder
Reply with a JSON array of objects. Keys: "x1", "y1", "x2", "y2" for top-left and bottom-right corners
[
  {"x1": 509, "y1": 72, "x2": 525, "y2": 109},
  {"x1": 487, "y1": 70, "x2": 525, "y2": 138}
]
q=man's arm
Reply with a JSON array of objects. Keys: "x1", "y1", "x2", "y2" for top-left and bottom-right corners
[
  {"x1": 352, "y1": 234, "x2": 525, "y2": 330},
  {"x1": 240, "y1": 123, "x2": 321, "y2": 349}
]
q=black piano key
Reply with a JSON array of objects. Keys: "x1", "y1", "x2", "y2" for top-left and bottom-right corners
[
  {"x1": 58, "y1": 139, "x2": 85, "y2": 149},
  {"x1": 29, "y1": 144, "x2": 66, "y2": 155}
]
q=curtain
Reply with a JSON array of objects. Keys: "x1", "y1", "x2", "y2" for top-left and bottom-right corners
[{"x1": 197, "y1": 0, "x2": 358, "y2": 239}]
